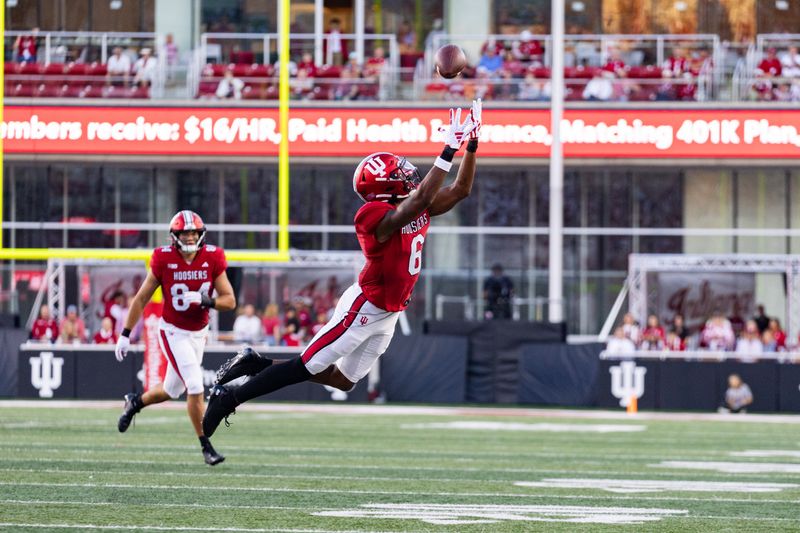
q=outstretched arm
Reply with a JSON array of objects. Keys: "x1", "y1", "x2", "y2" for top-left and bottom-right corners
[
  {"x1": 428, "y1": 141, "x2": 477, "y2": 217},
  {"x1": 429, "y1": 99, "x2": 482, "y2": 217},
  {"x1": 374, "y1": 107, "x2": 475, "y2": 243}
]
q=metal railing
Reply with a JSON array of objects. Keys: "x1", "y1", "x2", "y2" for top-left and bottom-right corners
[
  {"x1": 4, "y1": 30, "x2": 166, "y2": 97},
  {"x1": 192, "y1": 32, "x2": 399, "y2": 101}
]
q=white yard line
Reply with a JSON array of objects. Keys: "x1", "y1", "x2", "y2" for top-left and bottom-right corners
[
  {"x1": 514, "y1": 478, "x2": 798, "y2": 493},
  {"x1": 655, "y1": 461, "x2": 800, "y2": 474},
  {"x1": 2, "y1": 400, "x2": 800, "y2": 423},
  {"x1": 1, "y1": 480, "x2": 798, "y2": 505},
  {"x1": 731, "y1": 450, "x2": 800, "y2": 459},
  {"x1": 0, "y1": 456, "x2": 761, "y2": 478},
  {"x1": 0, "y1": 524, "x2": 409, "y2": 533}
]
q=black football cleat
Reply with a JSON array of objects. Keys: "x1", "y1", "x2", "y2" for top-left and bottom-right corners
[
  {"x1": 118, "y1": 392, "x2": 143, "y2": 433},
  {"x1": 215, "y1": 346, "x2": 273, "y2": 385},
  {"x1": 203, "y1": 385, "x2": 238, "y2": 438},
  {"x1": 202, "y1": 442, "x2": 226, "y2": 466}
]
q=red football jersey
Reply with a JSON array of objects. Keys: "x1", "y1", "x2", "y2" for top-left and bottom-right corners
[
  {"x1": 355, "y1": 202, "x2": 429, "y2": 312},
  {"x1": 31, "y1": 318, "x2": 58, "y2": 342},
  {"x1": 150, "y1": 244, "x2": 227, "y2": 331}
]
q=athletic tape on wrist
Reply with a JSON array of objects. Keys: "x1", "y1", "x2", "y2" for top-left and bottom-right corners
[
  {"x1": 434, "y1": 157, "x2": 453, "y2": 172},
  {"x1": 467, "y1": 139, "x2": 479, "y2": 153}
]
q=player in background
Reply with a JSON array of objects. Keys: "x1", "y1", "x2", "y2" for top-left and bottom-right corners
[
  {"x1": 115, "y1": 210, "x2": 236, "y2": 465},
  {"x1": 203, "y1": 100, "x2": 482, "y2": 437}
]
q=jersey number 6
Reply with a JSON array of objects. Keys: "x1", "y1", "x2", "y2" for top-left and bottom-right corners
[
  {"x1": 408, "y1": 235, "x2": 424, "y2": 276},
  {"x1": 171, "y1": 282, "x2": 211, "y2": 311}
]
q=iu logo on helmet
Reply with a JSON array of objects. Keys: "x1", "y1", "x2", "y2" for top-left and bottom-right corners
[
  {"x1": 609, "y1": 361, "x2": 646, "y2": 407},
  {"x1": 364, "y1": 156, "x2": 388, "y2": 178},
  {"x1": 30, "y1": 351, "x2": 64, "y2": 398}
]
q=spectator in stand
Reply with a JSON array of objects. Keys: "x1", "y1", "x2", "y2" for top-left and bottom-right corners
[
  {"x1": 719, "y1": 373, "x2": 753, "y2": 413},
  {"x1": 602, "y1": 48, "x2": 627, "y2": 78},
  {"x1": 310, "y1": 311, "x2": 328, "y2": 339},
  {"x1": 736, "y1": 319, "x2": 763, "y2": 359},
  {"x1": 583, "y1": 70, "x2": 615, "y2": 101},
  {"x1": 780, "y1": 46, "x2": 800, "y2": 77},
  {"x1": 284, "y1": 306, "x2": 302, "y2": 336},
  {"x1": 364, "y1": 46, "x2": 386, "y2": 81},
  {"x1": 297, "y1": 299, "x2": 313, "y2": 331},
  {"x1": 606, "y1": 326, "x2": 636, "y2": 355},
  {"x1": 59, "y1": 305, "x2": 87, "y2": 343},
  {"x1": 663, "y1": 47, "x2": 690, "y2": 77},
  {"x1": 132, "y1": 48, "x2": 157, "y2": 87},
  {"x1": 164, "y1": 33, "x2": 179, "y2": 82},
  {"x1": 93, "y1": 317, "x2": 117, "y2": 344},
  {"x1": 762, "y1": 329, "x2": 777, "y2": 352},
  {"x1": 481, "y1": 37, "x2": 505, "y2": 57},
  {"x1": 296, "y1": 52, "x2": 317, "y2": 78},
  {"x1": 641, "y1": 314, "x2": 666, "y2": 350},
  {"x1": 335, "y1": 52, "x2": 363, "y2": 100},
  {"x1": 261, "y1": 303, "x2": 281, "y2": 346},
  {"x1": 324, "y1": 18, "x2": 347, "y2": 66},
  {"x1": 753, "y1": 48, "x2": 782, "y2": 100},
  {"x1": 621, "y1": 312, "x2": 640, "y2": 346},
  {"x1": 14, "y1": 27, "x2": 39, "y2": 63},
  {"x1": 233, "y1": 304, "x2": 262, "y2": 344},
  {"x1": 665, "y1": 331, "x2": 685, "y2": 351},
  {"x1": 31, "y1": 304, "x2": 58, "y2": 343},
  {"x1": 216, "y1": 68, "x2": 244, "y2": 100},
  {"x1": 758, "y1": 47, "x2": 782, "y2": 77},
  {"x1": 752, "y1": 304, "x2": 770, "y2": 334},
  {"x1": 513, "y1": 30, "x2": 543, "y2": 63},
  {"x1": 772, "y1": 82, "x2": 796, "y2": 102},
  {"x1": 107, "y1": 47, "x2": 132, "y2": 86},
  {"x1": 500, "y1": 49, "x2": 527, "y2": 79},
  {"x1": 397, "y1": 20, "x2": 417, "y2": 54},
  {"x1": 518, "y1": 70, "x2": 551, "y2": 101},
  {"x1": 767, "y1": 318, "x2": 786, "y2": 350},
  {"x1": 671, "y1": 314, "x2": 689, "y2": 343},
  {"x1": 281, "y1": 322, "x2": 302, "y2": 347},
  {"x1": 104, "y1": 290, "x2": 126, "y2": 331},
  {"x1": 700, "y1": 311, "x2": 735, "y2": 351},
  {"x1": 477, "y1": 46, "x2": 504, "y2": 76}
]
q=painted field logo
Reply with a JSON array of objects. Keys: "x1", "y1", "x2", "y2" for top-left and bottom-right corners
[
  {"x1": 29, "y1": 351, "x2": 64, "y2": 398},
  {"x1": 315, "y1": 504, "x2": 687, "y2": 525},
  {"x1": 610, "y1": 360, "x2": 646, "y2": 407}
]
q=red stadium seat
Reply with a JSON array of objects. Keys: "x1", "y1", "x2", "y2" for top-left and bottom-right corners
[
  {"x1": 87, "y1": 62, "x2": 108, "y2": 76},
  {"x1": 128, "y1": 86, "x2": 150, "y2": 99},
  {"x1": 62, "y1": 84, "x2": 87, "y2": 98},
  {"x1": 232, "y1": 63, "x2": 252, "y2": 77},
  {"x1": 65, "y1": 62, "x2": 87, "y2": 76},
  {"x1": 13, "y1": 83, "x2": 36, "y2": 97},
  {"x1": 36, "y1": 82, "x2": 66, "y2": 98},
  {"x1": 81, "y1": 85, "x2": 105, "y2": 98},
  {"x1": 249, "y1": 64, "x2": 273, "y2": 78},
  {"x1": 315, "y1": 65, "x2": 342, "y2": 78},
  {"x1": 531, "y1": 67, "x2": 551, "y2": 78},
  {"x1": 263, "y1": 85, "x2": 279, "y2": 99},
  {"x1": 197, "y1": 80, "x2": 218, "y2": 97},
  {"x1": 241, "y1": 85, "x2": 261, "y2": 99},
  {"x1": 18, "y1": 62, "x2": 40, "y2": 75},
  {"x1": 4, "y1": 62, "x2": 18, "y2": 75},
  {"x1": 308, "y1": 86, "x2": 332, "y2": 100},
  {"x1": 41, "y1": 63, "x2": 66, "y2": 75}
]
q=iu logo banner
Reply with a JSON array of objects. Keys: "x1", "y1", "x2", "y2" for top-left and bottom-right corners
[
  {"x1": 29, "y1": 351, "x2": 64, "y2": 398},
  {"x1": 609, "y1": 361, "x2": 647, "y2": 407},
  {"x1": 142, "y1": 301, "x2": 167, "y2": 391}
]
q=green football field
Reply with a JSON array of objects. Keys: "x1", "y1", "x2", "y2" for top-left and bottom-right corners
[{"x1": 1, "y1": 401, "x2": 799, "y2": 532}]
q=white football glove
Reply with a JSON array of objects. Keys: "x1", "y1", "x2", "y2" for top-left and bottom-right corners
[
  {"x1": 469, "y1": 98, "x2": 482, "y2": 140},
  {"x1": 115, "y1": 335, "x2": 130, "y2": 362},
  {"x1": 440, "y1": 107, "x2": 477, "y2": 149},
  {"x1": 184, "y1": 291, "x2": 203, "y2": 306}
]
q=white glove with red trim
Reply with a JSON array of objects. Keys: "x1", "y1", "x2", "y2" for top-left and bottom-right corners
[{"x1": 440, "y1": 107, "x2": 477, "y2": 149}]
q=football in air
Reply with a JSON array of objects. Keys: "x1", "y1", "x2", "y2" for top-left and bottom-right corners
[{"x1": 435, "y1": 44, "x2": 467, "y2": 79}]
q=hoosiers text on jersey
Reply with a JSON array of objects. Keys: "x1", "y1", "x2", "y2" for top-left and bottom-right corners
[{"x1": 150, "y1": 244, "x2": 227, "y2": 331}]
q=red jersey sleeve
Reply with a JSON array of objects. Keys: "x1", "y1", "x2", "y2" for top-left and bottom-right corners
[
  {"x1": 149, "y1": 248, "x2": 165, "y2": 281},
  {"x1": 214, "y1": 247, "x2": 228, "y2": 278},
  {"x1": 354, "y1": 202, "x2": 393, "y2": 238}
]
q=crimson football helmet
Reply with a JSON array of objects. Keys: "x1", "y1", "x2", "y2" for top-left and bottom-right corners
[
  {"x1": 169, "y1": 210, "x2": 206, "y2": 253},
  {"x1": 352, "y1": 152, "x2": 422, "y2": 203}
]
